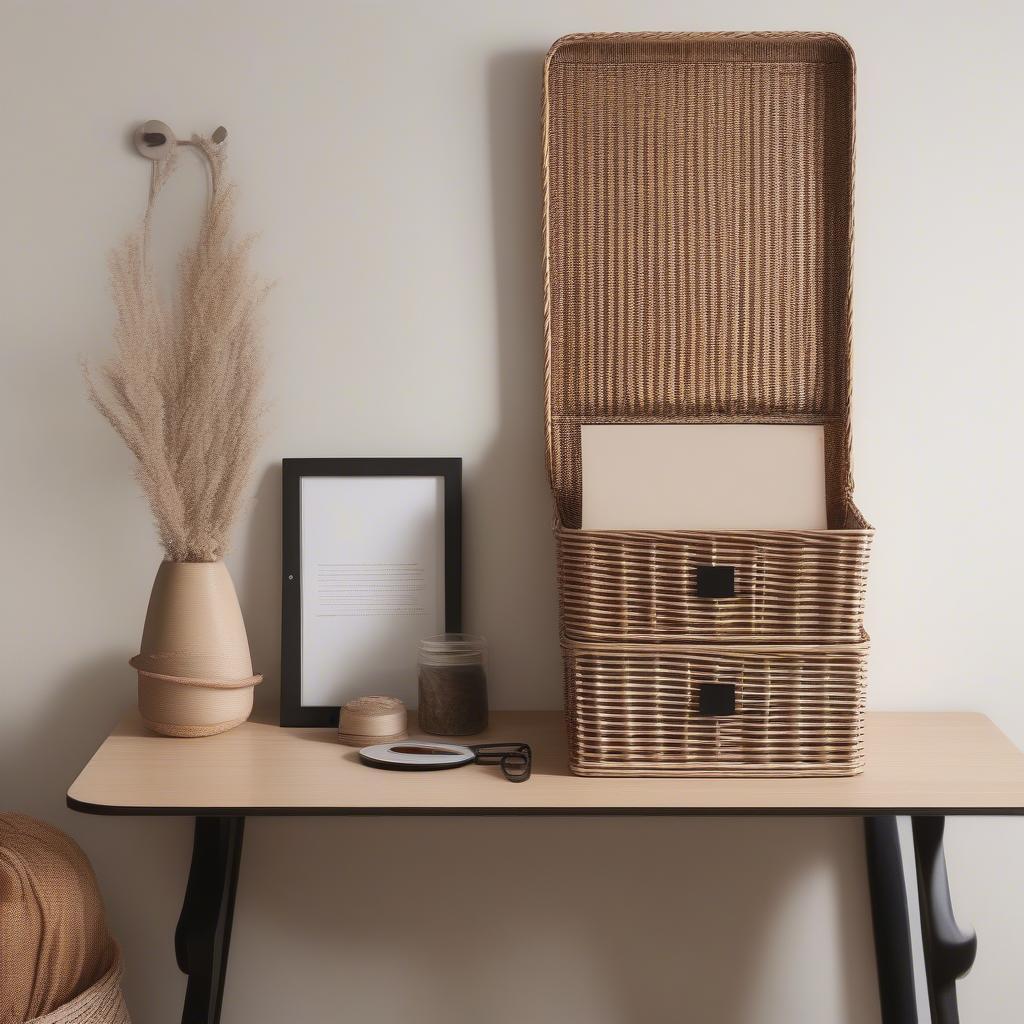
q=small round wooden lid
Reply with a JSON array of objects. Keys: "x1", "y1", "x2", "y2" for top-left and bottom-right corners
[{"x1": 338, "y1": 696, "x2": 408, "y2": 747}]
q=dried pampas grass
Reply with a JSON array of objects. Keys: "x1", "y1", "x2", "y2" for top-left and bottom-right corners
[{"x1": 86, "y1": 136, "x2": 267, "y2": 562}]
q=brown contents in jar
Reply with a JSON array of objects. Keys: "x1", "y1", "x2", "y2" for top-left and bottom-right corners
[{"x1": 418, "y1": 662, "x2": 488, "y2": 736}]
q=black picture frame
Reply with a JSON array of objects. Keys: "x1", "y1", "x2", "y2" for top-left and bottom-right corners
[{"x1": 281, "y1": 458, "x2": 462, "y2": 727}]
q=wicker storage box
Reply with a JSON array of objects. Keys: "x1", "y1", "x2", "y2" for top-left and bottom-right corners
[
  {"x1": 543, "y1": 31, "x2": 873, "y2": 776},
  {"x1": 557, "y1": 523, "x2": 871, "y2": 644},
  {"x1": 563, "y1": 637, "x2": 869, "y2": 776}
]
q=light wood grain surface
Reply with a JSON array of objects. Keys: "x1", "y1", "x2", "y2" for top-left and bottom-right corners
[{"x1": 67, "y1": 711, "x2": 1024, "y2": 815}]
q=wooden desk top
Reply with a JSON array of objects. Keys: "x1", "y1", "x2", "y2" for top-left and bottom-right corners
[{"x1": 67, "y1": 711, "x2": 1024, "y2": 817}]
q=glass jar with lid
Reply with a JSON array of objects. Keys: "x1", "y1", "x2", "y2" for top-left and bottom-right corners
[{"x1": 417, "y1": 634, "x2": 488, "y2": 736}]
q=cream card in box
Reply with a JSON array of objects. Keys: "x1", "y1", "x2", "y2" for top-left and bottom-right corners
[{"x1": 581, "y1": 424, "x2": 828, "y2": 531}]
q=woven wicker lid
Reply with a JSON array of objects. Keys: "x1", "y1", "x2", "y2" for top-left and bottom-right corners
[{"x1": 543, "y1": 32, "x2": 857, "y2": 527}]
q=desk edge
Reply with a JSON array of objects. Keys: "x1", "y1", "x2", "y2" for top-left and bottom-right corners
[{"x1": 65, "y1": 794, "x2": 1024, "y2": 818}]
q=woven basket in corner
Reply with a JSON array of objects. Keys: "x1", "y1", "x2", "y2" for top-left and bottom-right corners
[{"x1": 543, "y1": 31, "x2": 873, "y2": 777}]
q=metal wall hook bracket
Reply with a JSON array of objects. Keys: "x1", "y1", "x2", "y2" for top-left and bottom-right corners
[{"x1": 134, "y1": 120, "x2": 228, "y2": 160}]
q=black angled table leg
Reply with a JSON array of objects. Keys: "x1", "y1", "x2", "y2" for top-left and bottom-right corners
[
  {"x1": 864, "y1": 816, "x2": 919, "y2": 1024},
  {"x1": 175, "y1": 816, "x2": 245, "y2": 1024},
  {"x1": 911, "y1": 817, "x2": 977, "y2": 1024}
]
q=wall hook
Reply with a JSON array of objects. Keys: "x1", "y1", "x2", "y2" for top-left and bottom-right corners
[{"x1": 134, "y1": 120, "x2": 228, "y2": 160}]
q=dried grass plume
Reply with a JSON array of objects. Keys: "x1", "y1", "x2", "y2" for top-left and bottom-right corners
[{"x1": 85, "y1": 136, "x2": 267, "y2": 562}]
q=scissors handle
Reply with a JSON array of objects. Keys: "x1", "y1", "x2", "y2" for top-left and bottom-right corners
[{"x1": 469, "y1": 742, "x2": 532, "y2": 782}]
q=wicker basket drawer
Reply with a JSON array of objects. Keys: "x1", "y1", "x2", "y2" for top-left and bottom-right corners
[
  {"x1": 557, "y1": 511, "x2": 872, "y2": 644},
  {"x1": 562, "y1": 638, "x2": 868, "y2": 777}
]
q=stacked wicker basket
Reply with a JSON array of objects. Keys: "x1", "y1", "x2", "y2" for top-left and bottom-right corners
[{"x1": 543, "y1": 32, "x2": 874, "y2": 777}]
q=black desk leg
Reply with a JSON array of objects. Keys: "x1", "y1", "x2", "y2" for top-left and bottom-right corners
[
  {"x1": 865, "y1": 816, "x2": 919, "y2": 1023},
  {"x1": 864, "y1": 816, "x2": 977, "y2": 1024},
  {"x1": 911, "y1": 817, "x2": 977, "y2": 1024},
  {"x1": 175, "y1": 816, "x2": 245, "y2": 1024}
]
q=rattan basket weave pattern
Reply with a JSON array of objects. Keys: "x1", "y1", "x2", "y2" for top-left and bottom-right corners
[
  {"x1": 557, "y1": 523, "x2": 871, "y2": 644},
  {"x1": 543, "y1": 32, "x2": 873, "y2": 776},
  {"x1": 563, "y1": 639, "x2": 869, "y2": 777}
]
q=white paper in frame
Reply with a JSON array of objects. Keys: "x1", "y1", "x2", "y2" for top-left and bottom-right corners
[
  {"x1": 299, "y1": 475, "x2": 444, "y2": 708},
  {"x1": 580, "y1": 424, "x2": 828, "y2": 531}
]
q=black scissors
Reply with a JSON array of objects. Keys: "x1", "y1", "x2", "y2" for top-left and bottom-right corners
[{"x1": 359, "y1": 741, "x2": 532, "y2": 782}]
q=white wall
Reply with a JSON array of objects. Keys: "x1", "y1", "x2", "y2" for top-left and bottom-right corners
[{"x1": 2, "y1": 2, "x2": 1022, "y2": 1021}]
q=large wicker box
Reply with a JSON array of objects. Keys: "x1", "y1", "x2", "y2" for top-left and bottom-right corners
[
  {"x1": 543, "y1": 32, "x2": 873, "y2": 776},
  {"x1": 563, "y1": 637, "x2": 869, "y2": 776}
]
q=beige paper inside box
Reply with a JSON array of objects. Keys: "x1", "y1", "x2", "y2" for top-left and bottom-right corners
[{"x1": 542, "y1": 32, "x2": 873, "y2": 776}]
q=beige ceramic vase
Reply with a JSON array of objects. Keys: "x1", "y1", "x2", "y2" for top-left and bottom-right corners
[{"x1": 130, "y1": 561, "x2": 261, "y2": 737}]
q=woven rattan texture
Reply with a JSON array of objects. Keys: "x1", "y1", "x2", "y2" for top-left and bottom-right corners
[
  {"x1": 544, "y1": 31, "x2": 856, "y2": 527},
  {"x1": 26, "y1": 959, "x2": 130, "y2": 1024},
  {"x1": 1, "y1": 814, "x2": 130, "y2": 1024},
  {"x1": 558, "y1": 522, "x2": 872, "y2": 643},
  {"x1": 563, "y1": 637, "x2": 869, "y2": 776},
  {"x1": 543, "y1": 33, "x2": 871, "y2": 777}
]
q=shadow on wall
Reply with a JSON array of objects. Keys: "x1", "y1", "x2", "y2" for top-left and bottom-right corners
[
  {"x1": 227, "y1": 815, "x2": 880, "y2": 1024},
  {"x1": 470, "y1": 50, "x2": 561, "y2": 707},
  {"x1": 0, "y1": 653, "x2": 128, "y2": 818},
  {"x1": 235, "y1": 461, "x2": 283, "y2": 719},
  {"x1": 231, "y1": 55, "x2": 561, "y2": 718}
]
